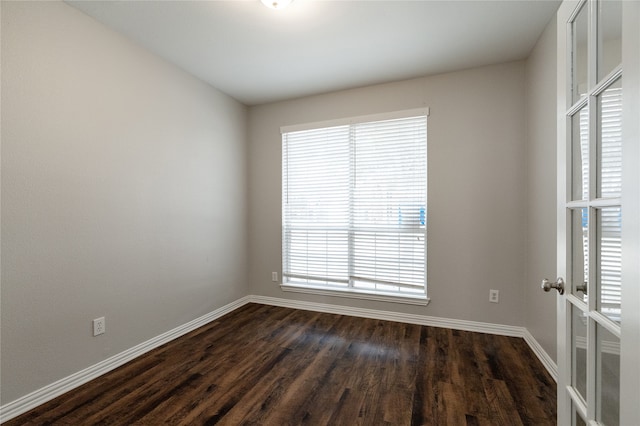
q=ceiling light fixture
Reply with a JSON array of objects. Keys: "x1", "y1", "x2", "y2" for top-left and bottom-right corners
[{"x1": 260, "y1": 0, "x2": 293, "y2": 10}]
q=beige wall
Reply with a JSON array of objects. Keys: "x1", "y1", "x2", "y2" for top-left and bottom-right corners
[
  {"x1": 0, "y1": 1, "x2": 248, "y2": 404},
  {"x1": 1, "y1": 0, "x2": 562, "y2": 410},
  {"x1": 248, "y1": 61, "x2": 528, "y2": 326},
  {"x1": 524, "y1": 16, "x2": 558, "y2": 361}
]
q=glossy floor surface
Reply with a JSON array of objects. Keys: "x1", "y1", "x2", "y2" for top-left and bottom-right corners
[{"x1": 5, "y1": 303, "x2": 556, "y2": 425}]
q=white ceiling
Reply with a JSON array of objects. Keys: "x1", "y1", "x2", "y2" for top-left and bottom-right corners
[{"x1": 67, "y1": 0, "x2": 561, "y2": 106}]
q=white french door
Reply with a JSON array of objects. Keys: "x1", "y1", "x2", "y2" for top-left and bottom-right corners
[{"x1": 555, "y1": 0, "x2": 640, "y2": 425}]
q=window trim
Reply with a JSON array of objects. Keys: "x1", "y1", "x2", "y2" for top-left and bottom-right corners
[
  {"x1": 280, "y1": 282, "x2": 430, "y2": 306},
  {"x1": 280, "y1": 107, "x2": 430, "y2": 134},
  {"x1": 280, "y1": 108, "x2": 430, "y2": 304}
]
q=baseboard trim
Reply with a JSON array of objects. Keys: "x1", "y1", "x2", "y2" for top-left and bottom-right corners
[
  {"x1": 523, "y1": 329, "x2": 558, "y2": 381},
  {"x1": 1, "y1": 293, "x2": 558, "y2": 422},
  {"x1": 249, "y1": 295, "x2": 558, "y2": 381},
  {"x1": 249, "y1": 295, "x2": 524, "y2": 336},
  {"x1": 0, "y1": 296, "x2": 252, "y2": 423}
]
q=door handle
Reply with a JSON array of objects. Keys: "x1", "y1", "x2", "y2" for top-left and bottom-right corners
[
  {"x1": 576, "y1": 282, "x2": 587, "y2": 294},
  {"x1": 541, "y1": 277, "x2": 565, "y2": 295}
]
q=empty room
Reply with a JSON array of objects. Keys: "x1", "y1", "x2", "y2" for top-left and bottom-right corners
[{"x1": 1, "y1": 0, "x2": 639, "y2": 425}]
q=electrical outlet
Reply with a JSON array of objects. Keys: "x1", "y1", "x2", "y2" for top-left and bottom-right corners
[
  {"x1": 271, "y1": 272, "x2": 278, "y2": 282},
  {"x1": 93, "y1": 317, "x2": 105, "y2": 336},
  {"x1": 489, "y1": 289, "x2": 499, "y2": 303}
]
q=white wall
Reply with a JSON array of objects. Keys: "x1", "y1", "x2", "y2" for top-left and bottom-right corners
[
  {"x1": 248, "y1": 62, "x2": 528, "y2": 326},
  {"x1": 0, "y1": 1, "x2": 248, "y2": 404},
  {"x1": 524, "y1": 16, "x2": 558, "y2": 361}
]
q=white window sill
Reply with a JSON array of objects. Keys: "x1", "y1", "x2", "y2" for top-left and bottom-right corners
[{"x1": 280, "y1": 283, "x2": 430, "y2": 306}]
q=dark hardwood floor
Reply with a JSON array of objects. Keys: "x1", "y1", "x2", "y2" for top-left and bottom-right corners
[{"x1": 4, "y1": 303, "x2": 556, "y2": 425}]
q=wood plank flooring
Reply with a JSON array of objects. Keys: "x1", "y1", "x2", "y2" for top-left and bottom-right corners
[{"x1": 4, "y1": 303, "x2": 556, "y2": 425}]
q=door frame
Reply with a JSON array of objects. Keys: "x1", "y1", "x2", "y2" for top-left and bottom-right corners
[
  {"x1": 619, "y1": 1, "x2": 640, "y2": 425},
  {"x1": 556, "y1": 0, "x2": 640, "y2": 424},
  {"x1": 556, "y1": 2, "x2": 580, "y2": 423}
]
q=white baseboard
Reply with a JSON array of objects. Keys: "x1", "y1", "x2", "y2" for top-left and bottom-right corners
[
  {"x1": 249, "y1": 295, "x2": 524, "y2": 336},
  {"x1": 523, "y1": 329, "x2": 559, "y2": 381},
  {"x1": 1, "y1": 293, "x2": 557, "y2": 422},
  {"x1": 0, "y1": 296, "x2": 252, "y2": 423},
  {"x1": 249, "y1": 295, "x2": 558, "y2": 381}
]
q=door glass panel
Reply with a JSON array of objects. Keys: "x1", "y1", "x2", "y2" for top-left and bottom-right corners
[
  {"x1": 572, "y1": 105, "x2": 590, "y2": 201},
  {"x1": 571, "y1": 208, "x2": 589, "y2": 302},
  {"x1": 597, "y1": 78, "x2": 622, "y2": 199},
  {"x1": 572, "y1": 305, "x2": 588, "y2": 401},
  {"x1": 598, "y1": 0, "x2": 622, "y2": 80},
  {"x1": 596, "y1": 323, "x2": 620, "y2": 425},
  {"x1": 572, "y1": 2, "x2": 589, "y2": 103},
  {"x1": 597, "y1": 207, "x2": 622, "y2": 323}
]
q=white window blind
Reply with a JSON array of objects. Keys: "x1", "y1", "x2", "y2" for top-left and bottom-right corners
[
  {"x1": 599, "y1": 86, "x2": 622, "y2": 198},
  {"x1": 599, "y1": 206, "x2": 621, "y2": 317},
  {"x1": 282, "y1": 113, "x2": 427, "y2": 297},
  {"x1": 598, "y1": 86, "x2": 622, "y2": 319},
  {"x1": 577, "y1": 86, "x2": 622, "y2": 320}
]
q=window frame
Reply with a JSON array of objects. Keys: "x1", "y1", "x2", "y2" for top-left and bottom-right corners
[{"x1": 280, "y1": 108, "x2": 430, "y2": 306}]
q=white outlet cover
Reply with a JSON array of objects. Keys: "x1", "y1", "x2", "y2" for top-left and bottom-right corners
[{"x1": 93, "y1": 317, "x2": 105, "y2": 336}]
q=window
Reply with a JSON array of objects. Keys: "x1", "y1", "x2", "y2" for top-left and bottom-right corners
[{"x1": 281, "y1": 110, "x2": 428, "y2": 302}]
